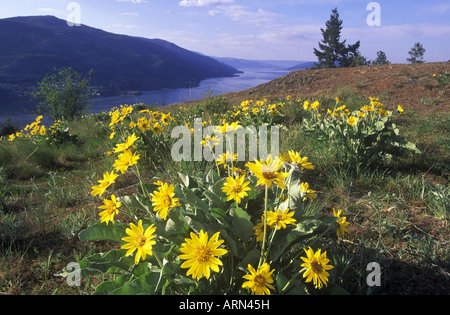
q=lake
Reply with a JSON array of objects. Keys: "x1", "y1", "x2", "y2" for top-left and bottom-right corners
[{"x1": 1, "y1": 67, "x2": 292, "y2": 129}]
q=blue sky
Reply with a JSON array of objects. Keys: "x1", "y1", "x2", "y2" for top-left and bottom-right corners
[{"x1": 1, "y1": 0, "x2": 449, "y2": 63}]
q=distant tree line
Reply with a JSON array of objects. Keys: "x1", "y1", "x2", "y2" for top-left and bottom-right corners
[{"x1": 313, "y1": 8, "x2": 427, "y2": 68}]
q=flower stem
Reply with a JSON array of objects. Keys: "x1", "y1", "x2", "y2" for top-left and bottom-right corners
[{"x1": 258, "y1": 184, "x2": 269, "y2": 269}]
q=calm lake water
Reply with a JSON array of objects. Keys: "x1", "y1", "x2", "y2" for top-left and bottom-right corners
[{"x1": 1, "y1": 67, "x2": 292, "y2": 129}]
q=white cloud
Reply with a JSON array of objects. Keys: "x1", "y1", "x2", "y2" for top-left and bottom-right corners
[
  {"x1": 117, "y1": 0, "x2": 148, "y2": 3},
  {"x1": 178, "y1": 0, "x2": 235, "y2": 7}
]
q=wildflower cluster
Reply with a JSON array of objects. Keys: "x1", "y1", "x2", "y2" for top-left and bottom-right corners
[
  {"x1": 68, "y1": 97, "x2": 355, "y2": 296},
  {"x1": 1, "y1": 116, "x2": 61, "y2": 143},
  {"x1": 301, "y1": 97, "x2": 420, "y2": 172}
]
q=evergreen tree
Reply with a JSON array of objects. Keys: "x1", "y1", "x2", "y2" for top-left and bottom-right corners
[
  {"x1": 372, "y1": 51, "x2": 391, "y2": 65},
  {"x1": 407, "y1": 42, "x2": 426, "y2": 64},
  {"x1": 313, "y1": 8, "x2": 361, "y2": 68}
]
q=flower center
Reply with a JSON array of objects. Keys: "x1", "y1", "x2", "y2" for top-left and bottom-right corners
[
  {"x1": 254, "y1": 275, "x2": 266, "y2": 287},
  {"x1": 311, "y1": 259, "x2": 323, "y2": 274},
  {"x1": 161, "y1": 195, "x2": 172, "y2": 207},
  {"x1": 262, "y1": 171, "x2": 278, "y2": 180},
  {"x1": 196, "y1": 245, "x2": 212, "y2": 263},
  {"x1": 232, "y1": 185, "x2": 242, "y2": 193},
  {"x1": 136, "y1": 235, "x2": 147, "y2": 248}
]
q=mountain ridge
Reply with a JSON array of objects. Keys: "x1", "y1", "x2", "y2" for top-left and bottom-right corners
[{"x1": 0, "y1": 15, "x2": 239, "y2": 94}]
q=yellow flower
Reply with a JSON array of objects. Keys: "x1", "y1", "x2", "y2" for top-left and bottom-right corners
[
  {"x1": 242, "y1": 263, "x2": 275, "y2": 295},
  {"x1": 310, "y1": 101, "x2": 320, "y2": 110},
  {"x1": 266, "y1": 208, "x2": 297, "y2": 230},
  {"x1": 151, "y1": 123, "x2": 164, "y2": 135},
  {"x1": 335, "y1": 97, "x2": 342, "y2": 104},
  {"x1": 245, "y1": 155, "x2": 289, "y2": 189},
  {"x1": 150, "y1": 183, "x2": 181, "y2": 220},
  {"x1": 138, "y1": 117, "x2": 151, "y2": 132},
  {"x1": 222, "y1": 175, "x2": 252, "y2": 204},
  {"x1": 178, "y1": 230, "x2": 228, "y2": 281},
  {"x1": 98, "y1": 195, "x2": 121, "y2": 225},
  {"x1": 347, "y1": 116, "x2": 358, "y2": 126},
  {"x1": 160, "y1": 113, "x2": 172, "y2": 126},
  {"x1": 300, "y1": 182, "x2": 316, "y2": 202},
  {"x1": 121, "y1": 220, "x2": 157, "y2": 265},
  {"x1": 336, "y1": 104, "x2": 346, "y2": 112},
  {"x1": 253, "y1": 217, "x2": 275, "y2": 242},
  {"x1": 287, "y1": 150, "x2": 315, "y2": 170},
  {"x1": 113, "y1": 149, "x2": 140, "y2": 174},
  {"x1": 91, "y1": 171, "x2": 119, "y2": 197},
  {"x1": 360, "y1": 105, "x2": 375, "y2": 112},
  {"x1": 216, "y1": 151, "x2": 237, "y2": 166},
  {"x1": 303, "y1": 101, "x2": 310, "y2": 110},
  {"x1": 300, "y1": 247, "x2": 334, "y2": 289},
  {"x1": 201, "y1": 136, "x2": 220, "y2": 148},
  {"x1": 114, "y1": 134, "x2": 139, "y2": 153},
  {"x1": 214, "y1": 122, "x2": 241, "y2": 134},
  {"x1": 333, "y1": 209, "x2": 350, "y2": 239},
  {"x1": 109, "y1": 131, "x2": 116, "y2": 140},
  {"x1": 39, "y1": 126, "x2": 46, "y2": 136},
  {"x1": 397, "y1": 105, "x2": 404, "y2": 114}
]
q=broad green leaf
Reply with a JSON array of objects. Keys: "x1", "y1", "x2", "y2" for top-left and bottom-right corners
[
  {"x1": 108, "y1": 271, "x2": 161, "y2": 295},
  {"x1": 230, "y1": 207, "x2": 254, "y2": 243},
  {"x1": 78, "y1": 221, "x2": 126, "y2": 243}
]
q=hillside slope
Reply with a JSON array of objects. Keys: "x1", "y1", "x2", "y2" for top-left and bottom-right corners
[
  {"x1": 224, "y1": 62, "x2": 450, "y2": 114},
  {"x1": 0, "y1": 16, "x2": 238, "y2": 93}
]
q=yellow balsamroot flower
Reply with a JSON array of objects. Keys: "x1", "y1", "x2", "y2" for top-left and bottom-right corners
[
  {"x1": 121, "y1": 220, "x2": 157, "y2": 265},
  {"x1": 333, "y1": 208, "x2": 350, "y2": 239},
  {"x1": 266, "y1": 208, "x2": 296, "y2": 230},
  {"x1": 151, "y1": 183, "x2": 181, "y2": 220},
  {"x1": 91, "y1": 171, "x2": 119, "y2": 197},
  {"x1": 113, "y1": 149, "x2": 140, "y2": 174},
  {"x1": 310, "y1": 101, "x2": 320, "y2": 110},
  {"x1": 214, "y1": 121, "x2": 241, "y2": 134},
  {"x1": 253, "y1": 216, "x2": 276, "y2": 242},
  {"x1": 222, "y1": 175, "x2": 252, "y2": 204},
  {"x1": 201, "y1": 136, "x2": 220, "y2": 148},
  {"x1": 360, "y1": 105, "x2": 375, "y2": 112},
  {"x1": 138, "y1": 117, "x2": 151, "y2": 132},
  {"x1": 378, "y1": 108, "x2": 391, "y2": 117},
  {"x1": 287, "y1": 150, "x2": 315, "y2": 170},
  {"x1": 179, "y1": 230, "x2": 228, "y2": 281},
  {"x1": 300, "y1": 247, "x2": 334, "y2": 289},
  {"x1": 347, "y1": 116, "x2": 358, "y2": 126},
  {"x1": 151, "y1": 111, "x2": 161, "y2": 120},
  {"x1": 98, "y1": 195, "x2": 121, "y2": 225},
  {"x1": 216, "y1": 151, "x2": 237, "y2": 166},
  {"x1": 245, "y1": 155, "x2": 289, "y2": 189},
  {"x1": 242, "y1": 263, "x2": 275, "y2": 295},
  {"x1": 303, "y1": 101, "x2": 310, "y2": 110},
  {"x1": 114, "y1": 133, "x2": 139, "y2": 153},
  {"x1": 151, "y1": 123, "x2": 164, "y2": 135},
  {"x1": 397, "y1": 105, "x2": 404, "y2": 114},
  {"x1": 300, "y1": 182, "x2": 317, "y2": 202},
  {"x1": 160, "y1": 113, "x2": 172, "y2": 126},
  {"x1": 39, "y1": 126, "x2": 46, "y2": 136}
]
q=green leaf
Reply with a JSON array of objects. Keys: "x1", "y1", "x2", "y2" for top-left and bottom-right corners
[
  {"x1": 93, "y1": 274, "x2": 133, "y2": 295},
  {"x1": 108, "y1": 271, "x2": 161, "y2": 295},
  {"x1": 276, "y1": 274, "x2": 307, "y2": 295},
  {"x1": 78, "y1": 221, "x2": 126, "y2": 243},
  {"x1": 230, "y1": 207, "x2": 254, "y2": 243},
  {"x1": 180, "y1": 187, "x2": 209, "y2": 213}
]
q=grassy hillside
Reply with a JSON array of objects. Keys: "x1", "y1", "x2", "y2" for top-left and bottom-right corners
[{"x1": 0, "y1": 63, "x2": 449, "y2": 295}]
